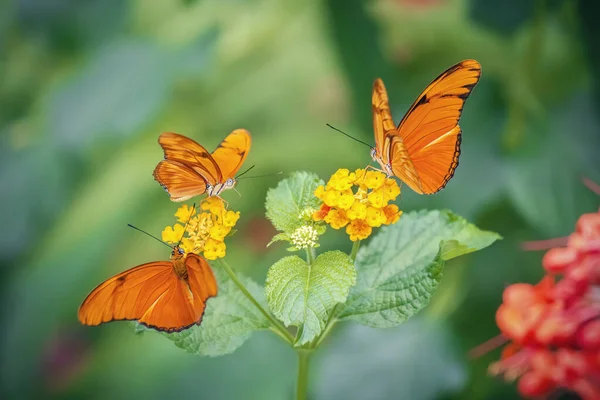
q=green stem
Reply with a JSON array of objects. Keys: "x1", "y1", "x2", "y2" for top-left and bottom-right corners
[
  {"x1": 306, "y1": 246, "x2": 316, "y2": 265},
  {"x1": 217, "y1": 259, "x2": 294, "y2": 345},
  {"x1": 296, "y1": 350, "x2": 311, "y2": 400},
  {"x1": 350, "y1": 240, "x2": 361, "y2": 262}
]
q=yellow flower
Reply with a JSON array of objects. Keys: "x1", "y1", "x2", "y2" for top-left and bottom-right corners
[
  {"x1": 323, "y1": 189, "x2": 339, "y2": 207},
  {"x1": 162, "y1": 224, "x2": 185, "y2": 243},
  {"x1": 203, "y1": 238, "x2": 226, "y2": 260},
  {"x1": 315, "y1": 185, "x2": 326, "y2": 200},
  {"x1": 366, "y1": 206, "x2": 387, "y2": 227},
  {"x1": 350, "y1": 168, "x2": 366, "y2": 185},
  {"x1": 346, "y1": 219, "x2": 372, "y2": 241},
  {"x1": 325, "y1": 209, "x2": 349, "y2": 229},
  {"x1": 364, "y1": 171, "x2": 385, "y2": 189},
  {"x1": 180, "y1": 237, "x2": 195, "y2": 254},
  {"x1": 346, "y1": 201, "x2": 367, "y2": 220},
  {"x1": 313, "y1": 168, "x2": 402, "y2": 241},
  {"x1": 367, "y1": 189, "x2": 385, "y2": 208},
  {"x1": 175, "y1": 204, "x2": 197, "y2": 223},
  {"x1": 162, "y1": 198, "x2": 240, "y2": 260},
  {"x1": 201, "y1": 197, "x2": 225, "y2": 215},
  {"x1": 382, "y1": 179, "x2": 401, "y2": 202},
  {"x1": 383, "y1": 204, "x2": 402, "y2": 224},
  {"x1": 337, "y1": 189, "x2": 355, "y2": 210},
  {"x1": 222, "y1": 210, "x2": 240, "y2": 227},
  {"x1": 326, "y1": 168, "x2": 353, "y2": 191},
  {"x1": 313, "y1": 204, "x2": 331, "y2": 221},
  {"x1": 209, "y1": 225, "x2": 232, "y2": 241}
]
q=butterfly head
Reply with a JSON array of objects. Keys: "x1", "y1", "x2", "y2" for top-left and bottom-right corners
[
  {"x1": 225, "y1": 177, "x2": 236, "y2": 189},
  {"x1": 171, "y1": 245, "x2": 186, "y2": 259},
  {"x1": 369, "y1": 147, "x2": 377, "y2": 160}
]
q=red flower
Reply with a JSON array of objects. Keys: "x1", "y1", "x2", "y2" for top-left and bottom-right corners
[{"x1": 489, "y1": 210, "x2": 600, "y2": 399}]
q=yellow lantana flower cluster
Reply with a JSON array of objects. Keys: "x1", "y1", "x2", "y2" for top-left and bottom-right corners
[
  {"x1": 162, "y1": 197, "x2": 240, "y2": 260},
  {"x1": 313, "y1": 168, "x2": 402, "y2": 241}
]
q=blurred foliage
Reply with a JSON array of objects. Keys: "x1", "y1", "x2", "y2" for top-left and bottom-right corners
[{"x1": 1, "y1": 0, "x2": 598, "y2": 399}]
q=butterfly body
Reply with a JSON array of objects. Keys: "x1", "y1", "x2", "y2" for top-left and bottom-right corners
[
  {"x1": 153, "y1": 129, "x2": 251, "y2": 201},
  {"x1": 78, "y1": 246, "x2": 218, "y2": 332},
  {"x1": 206, "y1": 178, "x2": 236, "y2": 197},
  {"x1": 371, "y1": 60, "x2": 481, "y2": 194}
]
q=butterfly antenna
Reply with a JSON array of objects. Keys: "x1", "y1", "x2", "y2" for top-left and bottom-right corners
[
  {"x1": 326, "y1": 123, "x2": 372, "y2": 148},
  {"x1": 238, "y1": 171, "x2": 283, "y2": 180},
  {"x1": 176, "y1": 203, "x2": 196, "y2": 247},
  {"x1": 127, "y1": 224, "x2": 173, "y2": 249},
  {"x1": 236, "y1": 165, "x2": 255, "y2": 179}
]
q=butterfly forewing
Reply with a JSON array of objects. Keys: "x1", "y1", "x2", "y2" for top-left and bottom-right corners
[
  {"x1": 210, "y1": 129, "x2": 252, "y2": 180},
  {"x1": 372, "y1": 79, "x2": 397, "y2": 160}
]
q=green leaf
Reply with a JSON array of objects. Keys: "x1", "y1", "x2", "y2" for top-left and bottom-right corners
[
  {"x1": 265, "y1": 171, "x2": 323, "y2": 234},
  {"x1": 339, "y1": 210, "x2": 500, "y2": 328},
  {"x1": 164, "y1": 267, "x2": 269, "y2": 357},
  {"x1": 265, "y1": 251, "x2": 356, "y2": 345},
  {"x1": 267, "y1": 232, "x2": 289, "y2": 247}
]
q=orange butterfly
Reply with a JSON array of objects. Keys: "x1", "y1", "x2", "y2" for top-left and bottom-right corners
[
  {"x1": 153, "y1": 129, "x2": 251, "y2": 201},
  {"x1": 78, "y1": 245, "x2": 218, "y2": 332},
  {"x1": 371, "y1": 59, "x2": 481, "y2": 194}
]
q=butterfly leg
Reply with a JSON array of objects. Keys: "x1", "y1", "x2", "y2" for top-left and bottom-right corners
[{"x1": 364, "y1": 164, "x2": 390, "y2": 176}]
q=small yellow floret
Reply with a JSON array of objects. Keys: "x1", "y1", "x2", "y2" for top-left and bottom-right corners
[
  {"x1": 175, "y1": 204, "x2": 197, "y2": 223},
  {"x1": 209, "y1": 225, "x2": 232, "y2": 241},
  {"x1": 346, "y1": 219, "x2": 372, "y2": 241},
  {"x1": 203, "y1": 238, "x2": 226, "y2": 260},
  {"x1": 162, "y1": 224, "x2": 185, "y2": 243},
  {"x1": 325, "y1": 209, "x2": 349, "y2": 229}
]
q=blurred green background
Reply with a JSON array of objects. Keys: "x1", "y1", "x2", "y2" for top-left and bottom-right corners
[{"x1": 1, "y1": 0, "x2": 599, "y2": 399}]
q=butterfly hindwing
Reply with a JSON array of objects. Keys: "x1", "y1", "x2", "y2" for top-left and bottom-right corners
[{"x1": 153, "y1": 160, "x2": 208, "y2": 202}]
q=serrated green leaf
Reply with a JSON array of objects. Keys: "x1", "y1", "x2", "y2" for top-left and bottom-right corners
[
  {"x1": 339, "y1": 210, "x2": 500, "y2": 328},
  {"x1": 267, "y1": 232, "x2": 289, "y2": 247},
  {"x1": 265, "y1": 251, "x2": 355, "y2": 345},
  {"x1": 265, "y1": 171, "x2": 323, "y2": 233},
  {"x1": 164, "y1": 267, "x2": 269, "y2": 357}
]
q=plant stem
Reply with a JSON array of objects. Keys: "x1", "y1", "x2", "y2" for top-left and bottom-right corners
[
  {"x1": 350, "y1": 240, "x2": 361, "y2": 262},
  {"x1": 306, "y1": 246, "x2": 316, "y2": 265},
  {"x1": 217, "y1": 258, "x2": 294, "y2": 345},
  {"x1": 296, "y1": 350, "x2": 311, "y2": 400}
]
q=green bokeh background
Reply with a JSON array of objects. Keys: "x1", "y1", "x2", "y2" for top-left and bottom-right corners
[{"x1": 1, "y1": 0, "x2": 599, "y2": 399}]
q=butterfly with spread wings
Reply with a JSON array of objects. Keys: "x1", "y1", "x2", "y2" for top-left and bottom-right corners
[
  {"x1": 78, "y1": 245, "x2": 218, "y2": 332},
  {"x1": 153, "y1": 129, "x2": 251, "y2": 201},
  {"x1": 371, "y1": 59, "x2": 481, "y2": 194}
]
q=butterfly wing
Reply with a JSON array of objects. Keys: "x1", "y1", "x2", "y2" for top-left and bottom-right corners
[
  {"x1": 372, "y1": 79, "x2": 397, "y2": 161},
  {"x1": 78, "y1": 256, "x2": 217, "y2": 332},
  {"x1": 380, "y1": 60, "x2": 481, "y2": 194},
  {"x1": 156, "y1": 132, "x2": 222, "y2": 184},
  {"x1": 153, "y1": 160, "x2": 208, "y2": 202},
  {"x1": 210, "y1": 129, "x2": 251, "y2": 179},
  {"x1": 183, "y1": 253, "x2": 218, "y2": 306}
]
